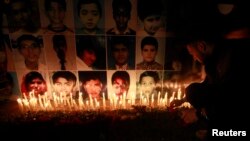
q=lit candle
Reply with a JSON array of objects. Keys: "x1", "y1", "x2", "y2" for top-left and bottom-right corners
[
  {"x1": 78, "y1": 92, "x2": 84, "y2": 110},
  {"x1": 72, "y1": 99, "x2": 77, "y2": 110},
  {"x1": 127, "y1": 99, "x2": 131, "y2": 107},
  {"x1": 169, "y1": 92, "x2": 174, "y2": 105},
  {"x1": 114, "y1": 95, "x2": 117, "y2": 109},
  {"x1": 38, "y1": 94, "x2": 44, "y2": 109},
  {"x1": 29, "y1": 96, "x2": 37, "y2": 111},
  {"x1": 140, "y1": 91, "x2": 142, "y2": 105},
  {"x1": 23, "y1": 93, "x2": 27, "y2": 100},
  {"x1": 94, "y1": 98, "x2": 98, "y2": 109},
  {"x1": 164, "y1": 92, "x2": 168, "y2": 107},
  {"x1": 122, "y1": 92, "x2": 126, "y2": 108},
  {"x1": 157, "y1": 92, "x2": 160, "y2": 106},
  {"x1": 119, "y1": 100, "x2": 122, "y2": 108},
  {"x1": 70, "y1": 92, "x2": 73, "y2": 107},
  {"x1": 151, "y1": 93, "x2": 154, "y2": 107},
  {"x1": 110, "y1": 98, "x2": 113, "y2": 110},
  {"x1": 53, "y1": 92, "x2": 58, "y2": 107},
  {"x1": 131, "y1": 92, "x2": 135, "y2": 105},
  {"x1": 89, "y1": 95, "x2": 94, "y2": 110},
  {"x1": 22, "y1": 99, "x2": 30, "y2": 110},
  {"x1": 143, "y1": 97, "x2": 147, "y2": 105},
  {"x1": 159, "y1": 98, "x2": 163, "y2": 107},
  {"x1": 96, "y1": 101, "x2": 100, "y2": 109},
  {"x1": 29, "y1": 91, "x2": 33, "y2": 99},
  {"x1": 177, "y1": 88, "x2": 181, "y2": 100},
  {"x1": 17, "y1": 98, "x2": 23, "y2": 112},
  {"x1": 174, "y1": 82, "x2": 178, "y2": 89},
  {"x1": 86, "y1": 100, "x2": 90, "y2": 111},
  {"x1": 102, "y1": 92, "x2": 106, "y2": 110}
]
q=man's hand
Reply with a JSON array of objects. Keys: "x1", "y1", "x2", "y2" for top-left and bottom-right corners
[{"x1": 180, "y1": 108, "x2": 199, "y2": 125}]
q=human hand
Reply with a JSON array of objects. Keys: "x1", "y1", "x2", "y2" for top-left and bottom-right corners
[{"x1": 180, "y1": 108, "x2": 199, "y2": 125}]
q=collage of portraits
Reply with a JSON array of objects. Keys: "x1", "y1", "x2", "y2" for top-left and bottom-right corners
[{"x1": 0, "y1": 0, "x2": 204, "y2": 102}]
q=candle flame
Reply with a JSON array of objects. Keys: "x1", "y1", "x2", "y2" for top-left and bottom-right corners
[{"x1": 16, "y1": 82, "x2": 190, "y2": 112}]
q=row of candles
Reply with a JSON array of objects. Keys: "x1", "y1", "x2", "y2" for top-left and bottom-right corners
[{"x1": 17, "y1": 87, "x2": 191, "y2": 112}]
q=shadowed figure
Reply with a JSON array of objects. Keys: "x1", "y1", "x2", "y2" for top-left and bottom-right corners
[{"x1": 52, "y1": 35, "x2": 67, "y2": 70}]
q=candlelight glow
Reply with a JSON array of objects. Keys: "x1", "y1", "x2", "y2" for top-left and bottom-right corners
[{"x1": 16, "y1": 82, "x2": 191, "y2": 112}]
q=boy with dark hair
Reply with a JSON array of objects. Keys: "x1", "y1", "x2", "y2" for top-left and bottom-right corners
[
  {"x1": 76, "y1": 35, "x2": 106, "y2": 70},
  {"x1": 106, "y1": 0, "x2": 135, "y2": 35},
  {"x1": 15, "y1": 35, "x2": 47, "y2": 71},
  {"x1": 44, "y1": 0, "x2": 73, "y2": 34},
  {"x1": 138, "y1": 71, "x2": 160, "y2": 99},
  {"x1": 137, "y1": 0, "x2": 166, "y2": 37},
  {"x1": 52, "y1": 71, "x2": 77, "y2": 97},
  {"x1": 79, "y1": 71, "x2": 107, "y2": 100},
  {"x1": 5, "y1": 0, "x2": 41, "y2": 34},
  {"x1": 136, "y1": 36, "x2": 163, "y2": 70},
  {"x1": 109, "y1": 36, "x2": 135, "y2": 70},
  {"x1": 76, "y1": 0, "x2": 104, "y2": 34},
  {"x1": 111, "y1": 71, "x2": 130, "y2": 97}
]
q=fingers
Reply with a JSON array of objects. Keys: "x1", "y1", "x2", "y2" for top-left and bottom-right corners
[{"x1": 180, "y1": 108, "x2": 198, "y2": 124}]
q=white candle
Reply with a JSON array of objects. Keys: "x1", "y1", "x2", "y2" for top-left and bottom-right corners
[
  {"x1": 23, "y1": 93, "x2": 27, "y2": 100},
  {"x1": 165, "y1": 92, "x2": 168, "y2": 107},
  {"x1": 38, "y1": 94, "x2": 44, "y2": 109},
  {"x1": 143, "y1": 97, "x2": 147, "y2": 105},
  {"x1": 140, "y1": 91, "x2": 142, "y2": 105},
  {"x1": 177, "y1": 88, "x2": 181, "y2": 100},
  {"x1": 110, "y1": 98, "x2": 113, "y2": 110},
  {"x1": 53, "y1": 92, "x2": 58, "y2": 107},
  {"x1": 157, "y1": 92, "x2": 161, "y2": 106},
  {"x1": 94, "y1": 98, "x2": 98, "y2": 109},
  {"x1": 22, "y1": 99, "x2": 30, "y2": 110},
  {"x1": 96, "y1": 101, "x2": 100, "y2": 109},
  {"x1": 17, "y1": 98, "x2": 23, "y2": 112},
  {"x1": 89, "y1": 95, "x2": 94, "y2": 110},
  {"x1": 70, "y1": 92, "x2": 73, "y2": 107},
  {"x1": 169, "y1": 93, "x2": 174, "y2": 104},
  {"x1": 102, "y1": 92, "x2": 106, "y2": 110},
  {"x1": 151, "y1": 93, "x2": 154, "y2": 107},
  {"x1": 122, "y1": 92, "x2": 126, "y2": 108},
  {"x1": 132, "y1": 92, "x2": 135, "y2": 105},
  {"x1": 114, "y1": 96, "x2": 117, "y2": 109},
  {"x1": 86, "y1": 100, "x2": 89, "y2": 111}
]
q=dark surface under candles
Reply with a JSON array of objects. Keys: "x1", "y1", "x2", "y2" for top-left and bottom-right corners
[{"x1": 0, "y1": 100, "x2": 202, "y2": 141}]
